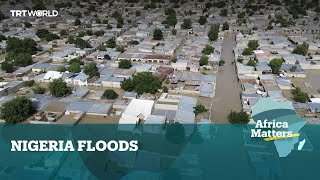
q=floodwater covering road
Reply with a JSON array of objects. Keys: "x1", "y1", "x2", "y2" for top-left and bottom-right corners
[{"x1": 211, "y1": 33, "x2": 242, "y2": 123}]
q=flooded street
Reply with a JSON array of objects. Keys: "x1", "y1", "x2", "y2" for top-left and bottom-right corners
[{"x1": 211, "y1": 33, "x2": 242, "y2": 123}]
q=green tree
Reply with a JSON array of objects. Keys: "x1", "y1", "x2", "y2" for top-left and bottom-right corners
[
  {"x1": 106, "y1": 38, "x2": 117, "y2": 48},
  {"x1": 198, "y1": 16, "x2": 207, "y2": 25},
  {"x1": 102, "y1": 89, "x2": 118, "y2": 99},
  {"x1": 36, "y1": 29, "x2": 50, "y2": 39},
  {"x1": 181, "y1": 19, "x2": 192, "y2": 29},
  {"x1": 193, "y1": 104, "x2": 208, "y2": 115},
  {"x1": 165, "y1": 122, "x2": 185, "y2": 144},
  {"x1": 292, "y1": 44, "x2": 308, "y2": 56},
  {"x1": 219, "y1": 59, "x2": 225, "y2": 66},
  {"x1": 120, "y1": 78, "x2": 135, "y2": 92},
  {"x1": 48, "y1": 78, "x2": 69, "y2": 97},
  {"x1": 12, "y1": 53, "x2": 33, "y2": 67},
  {"x1": 291, "y1": 87, "x2": 309, "y2": 103},
  {"x1": 290, "y1": 65, "x2": 297, "y2": 72},
  {"x1": 33, "y1": 86, "x2": 46, "y2": 94},
  {"x1": 6, "y1": 37, "x2": 37, "y2": 54},
  {"x1": 220, "y1": 9, "x2": 228, "y2": 16},
  {"x1": 84, "y1": 62, "x2": 99, "y2": 78},
  {"x1": 162, "y1": 86, "x2": 168, "y2": 93},
  {"x1": 107, "y1": 24, "x2": 113, "y2": 29},
  {"x1": 222, "y1": 22, "x2": 229, "y2": 30},
  {"x1": 247, "y1": 59, "x2": 257, "y2": 67},
  {"x1": 202, "y1": 45, "x2": 214, "y2": 55},
  {"x1": 136, "y1": 10, "x2": 141, "y2": 16},
  {"x1": 60, "y1": 29, "x2": 68, "y2": 37},
  {"x1": 228, "y1": 111, "x2": 250, "y2": 124},
  {"x1": 1, "y1": 61, "x2": 14, "y2": 73},
  {"x1": 121, "y1": 72, "x2": 161, "y2": 94},
  {"x1": 0, "y1": 96, "x2": 35, "y2": 124},
  {"x1": 268, "y1": 58, "x2": 284, "y2": 74},
  {"x1": 119, "y1": 59, "x2": 132, "y2": 69},
  {"x1": 75, "y1": 18, "x2": 81, "y2": 26},
  {"x1": 24, "y1": 80, "x2": 35, "y2": 87},
  {"x1": 57, "y1": 66, "x2": 67, "y2": 72},
  {"x1": 199, "y1": 55, "x2": 209, "y2": 66},
  {"x1": 68, "y1": 63, "x2": 81, "y2": 73},
  {"x1": 116, "y1": 45, "x2": 125, "y2": 53},
  {"x1": 171, "y1": 29, "x2": 177, "y2": 35},
  {"x1": 74, "y1": 38, "x2": 92, "y2": 49},
  {"x1": 242, "y1": 48, "x2": 253, "y2": 55},
  {"x1": 208, "y1": 24, "x2": 220, "y2": 41},
  {"x1": 248, "y1": 40, "x2": 259, "y2": 50},
  {"x1": 153, "y1": 28, "x2": 163, "y2": 40}
]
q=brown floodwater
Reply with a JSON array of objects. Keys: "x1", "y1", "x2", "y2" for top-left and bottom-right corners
[{"x1": 211, "y1": 33, "x2": 242, "y2": 123}]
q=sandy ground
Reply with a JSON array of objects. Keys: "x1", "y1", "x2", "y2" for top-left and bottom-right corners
[{"x1": 211, "y1": 33, "x2": 242, "y2": 123}]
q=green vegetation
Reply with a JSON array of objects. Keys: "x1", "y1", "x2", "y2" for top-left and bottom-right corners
[
  {"x1": 228, "y1": 111, "x2": 250, "y2": 124},
  {"x1": 242, "y1": 48, "x2": 253, "y2": 55},
  {"x1": 119, "y1": 60, "x2": 132, "y2": 69},
  {"x1": 1, "y1": 61, "x2": 14, "y2": 73},
  {"x1": 33, "y1": 86, "x2": 46, "y2": 94},
  {"x1": 74, "y1": 38, "x2": 92, "y2": 49},
  {"x1": 193, "y1": 104, "x2": 208, "y2": 115},
  {"x1": 219, "y1": 59, "x2": 225, "y2": 66},
  {"x1": 162, "y1": 86, "x2": 168, "y2": 93},
  {"x1": 0, "y1": 96, "x2": 35, "y2": 124},
  {"x1": 36, "y1": 29, "x2": 60, "y2": 42},
  {"x1": 121, "y1": 72, "x2": 161, "y2": 94},
  {"x1": 202, "y1": 45, "x2": 214, "y2": 55},
  {"x1": 4, "y1": 37, "x2": 37, "y2": 68},
  {"x1": 268, "y1": 58, "x2": 284, "y2": 74},
  {"x1": 292, "y1": 44, "x2": 308, "y2": 56},
  {"x1": 220, "y1": 9, "x2": 228, "y2": 16},
  {"x1": 222, "y1": 22, "x2": 229, "y2": 30},
  {"x1": 163, "y1": 8, "x2": 177, "y2": 27},
  {"x1": 171, "y1": 57, "x2": 177, "y2": 63},
  {"x1": 68, "y1": 58, "x2": 84, "y2": 65},
  {"x1": 84, "y1": 62, "x2": 99, "y2": 78},
  {"x1": 74, "y1": 18, "x2": 81, "y2": 26},
  {"x1": 199, "y1": 55, "x2": 209, "y2": 66},
  {"x1": 181, "y1": 19, "x2": 192, "y2": 29},
  {"x1": 290, "y1": 65, "x2": 297, "y2": 72},
  {"x1": 165, "y1": 122, "x2": 185, "y2": 144},
  {"x1": 153, "y1": 28, "x2": 163, "y2": 40},
  {"x1": 247, "y1": 59, "x2": 257, "y2": 67},
  {"x1": 208, "y1": 24, "x2": 220, "y2": 42},
  {"x1": 68, "y1": 63, "x2": 81, "y2": 73},
  {"x1": 248, "y1": 40, "x2": 259, "y2": 50},
  {"x1": 49, "y1": 78, "x2": 69, "y2": 97},
  {"x1": 106, "y1": 38, "x2": 117, "y2": 48},
  {"x1": 116, "y1": 45, "x2": 125, "y2": 53},
  {"x1": 198, "y1": 16, "x2": 207, "y2": 25},
  {"x1": 291, "y1": 87, "x2": 309, "y2": 103},
  {"x1": 171, "y1": 29, "x2": 177, "y2": 35},
  {"x1": 24, "y1": 80, "x2": 35, "y2": 87},
  {"x1": 57, "y1": 66, "x2": 67, "y2": 72},
  {"x1": 102, "y1": 89, "x2": 118, "y2": 100}
]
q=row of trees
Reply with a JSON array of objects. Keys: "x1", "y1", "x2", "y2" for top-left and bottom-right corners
[
  {"x1": 121, "y1": 72, "x2": 161, "y2": 95},
  {"x1": 1, "y1": 37, "x2": 37, "y2": 73}
]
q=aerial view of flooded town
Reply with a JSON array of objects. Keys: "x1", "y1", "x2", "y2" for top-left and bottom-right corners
[{"x1": 0, "y1": 0, "x2": 319, "y2": 125}]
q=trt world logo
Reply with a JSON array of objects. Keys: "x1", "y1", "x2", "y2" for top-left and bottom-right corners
[{"x1": 10, "y1": 10, "x2": 59, "y2": 17}]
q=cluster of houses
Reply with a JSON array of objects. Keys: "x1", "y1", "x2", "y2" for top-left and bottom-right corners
[{"x1": 234, "y1": 30, "x2": 320, "y2": 124}]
